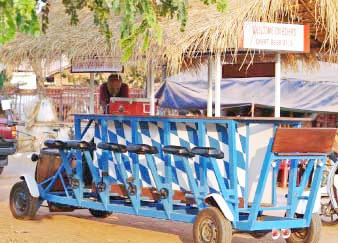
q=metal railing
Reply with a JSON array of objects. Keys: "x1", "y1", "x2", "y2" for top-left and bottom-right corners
[{"x1": 0, "y1": 86, "x2": 145, "y2": 122}]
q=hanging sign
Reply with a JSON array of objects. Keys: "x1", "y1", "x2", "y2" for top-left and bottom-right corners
[
  {"x1": 71, "y1": 57, "x2": 123, "y2": 73},
  {"x1": 241, "y1": 22, "x2": 310, "y2": 53}
]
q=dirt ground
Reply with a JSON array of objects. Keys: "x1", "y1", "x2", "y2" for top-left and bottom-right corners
[{"x1": 0, "y1": 153, "x2": 337, "y2": 243}]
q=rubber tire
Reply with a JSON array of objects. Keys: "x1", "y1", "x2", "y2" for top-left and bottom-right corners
[
  {"x1": 320, "y1": 201, "x2": 338, "y2": 226},
  {"x1": 193, "y1": 207, "x2": 232, "y2": 243},
  {"x1": 89, "y1": 209, "x2": 112, "y2": 218},
  {"x1": 0, "y1": 167, "x2": 3, "y2": 175},
  {"x1": 286, "y1": 213, "x2": 321, "y2": 243},
  {"x1": 250, "y1": 232, "x2": 269, "y2": 239},
  {"x1": 9, "y1": 181, "x2": 40, "y2": 220}
]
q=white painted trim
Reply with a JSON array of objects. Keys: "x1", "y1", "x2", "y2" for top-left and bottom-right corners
[
  {"x1": 205, "y1": 193, "x2": 234, "y2": 221},
  {"x1": 214, "y1": 54, "x2": 221, "y2": 117},
  {"x1": 207, "y1": 56, "x2": 213, "y2": 117},
  {"x1": 20, "y1": 175, "x2": 40, "y2": 198},
  {"x1": 275, "y1": 53, "x2": 281, "y2": 118}
]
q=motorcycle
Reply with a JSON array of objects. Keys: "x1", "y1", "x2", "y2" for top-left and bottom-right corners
[{"x1": 320, "y1": 153, "x2": 338, "y2": 225}]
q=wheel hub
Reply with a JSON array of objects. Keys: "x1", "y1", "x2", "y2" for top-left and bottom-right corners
[
  {"x1": 15, "y1": 191, "x2": 28, "y2": 213},
  {"x1": 200, "y1": 218, "x2": 217, "y2": 243}
]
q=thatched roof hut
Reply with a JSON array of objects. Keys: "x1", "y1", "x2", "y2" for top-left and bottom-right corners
[
  {"x1": 1, "y1": 0, "x2": 338, "y2": 75},
  {"x1": 0, "y1": 0, "x2": 124, "y2": 73},
  {"x1": 161, "y1": 0, "x2": 338, "y2": 72}
]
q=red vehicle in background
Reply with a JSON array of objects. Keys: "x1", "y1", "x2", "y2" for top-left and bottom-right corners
[{"x1": 0, "y1": 102, "x2": 17, "y2": 175}]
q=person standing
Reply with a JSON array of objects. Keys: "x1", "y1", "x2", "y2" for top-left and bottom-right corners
[{"x1": 99, "y1": 73, "x2": 129, "y2": 113}]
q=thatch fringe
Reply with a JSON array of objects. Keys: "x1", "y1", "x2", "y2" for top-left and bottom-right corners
[{"x1": 1, "y1": 0, "x2": 338, "y2": 75}]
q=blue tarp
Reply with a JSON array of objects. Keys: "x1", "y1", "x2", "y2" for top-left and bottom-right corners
[{"x1": 155, "y1": 78, "x2": 338, "y2": 113}]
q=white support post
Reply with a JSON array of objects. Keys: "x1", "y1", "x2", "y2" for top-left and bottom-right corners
[
  {"x1": 147, "y1": 62, "x2": 155, "y2": 116},
  {"x1": 214, "y1": 53, "x2": 221, "y2": 117},
  {"x1": 89, "y1": 73, "x2": 95, "y2": 114},
  {"x1": 146, "y1": 69, "x2": 151, "y2": 99},
  {"x1": 207, "y1": 56, "x2": 213, "y2": 117},
  {"x1": 275, "y1": 53, "x2": 281, "y2": 118},
  {"x1": 251, "y1": 103, "x2": 255, "y2": 117}
]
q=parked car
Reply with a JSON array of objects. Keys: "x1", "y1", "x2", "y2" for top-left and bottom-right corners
[{"x1": 0, "y1": 100, "x2": 17, "y2": 175}]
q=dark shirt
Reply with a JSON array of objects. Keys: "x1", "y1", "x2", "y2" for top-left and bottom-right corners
[{"x1": 99, "y1": 82, "x2": 129, "y2": 113}]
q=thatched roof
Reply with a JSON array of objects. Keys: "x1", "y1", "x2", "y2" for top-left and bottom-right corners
[
  {"x1": 0, "y1": 0, "x2": 132, "y2": 73},
  {"x1": 1, "y1": 0, "x2": 338, "y2": 74},
  {"x1": 161, "y1": 0, "x2": 338, "y2": 72}
]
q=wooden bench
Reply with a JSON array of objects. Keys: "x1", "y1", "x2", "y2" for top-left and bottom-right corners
[{"x1": 272, "y1": 128, "x2": 337, "y2": 154}]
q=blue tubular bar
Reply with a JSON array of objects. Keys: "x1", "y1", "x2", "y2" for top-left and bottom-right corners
[
  {"x1": 274, "y1": 155, "x2": 326, "y2": 160},
  {"x1": 114, "y1": 151, "x2": 139, "y2": 213},
  {"x1": 39, "y1": 176, "x2": 54, "y2": 186},
  {"x1": 73, "y1": 114, "x2": 302, "y2": 127},
  {"x1": 287, "y1": 159, "x2": 298, "y2": 217},
  {"x1": 145, "y1": 154, "x2": 171, "y2": 218},
  {"x1": 58, "y1": 149, "x2": 83, "y2": 203},
  {"x1": 131, "y1": 120, "x2": 141, "y2": 213},
  {"x1": 39, "y1": 114, "x2": 330, "y2": 234},
  {"x1": 285, "y1": 159, "x2": 315, "y2": 217},
  {"x1": 247, "y1": 139, "x2": 274, "y2": 228},
  {"x1": 197, "y1": 122, "x2": 207, "y2": 197},
  {"x1": 83, "y1": 151, "x2": 109, "y2": 209},
  {"x1": 244, "y1": 122, "x2": 250, "y2": 208},
  {"x1": 42, "y1": 166, "x2": 64, "y2": 194},
  {"x1": 179, "y1": 155, "x2": 203, "y2": 207},
  {"x1": 72, "y1": 118, "x2": 85, "y2": 203},
  {"x1": 43, "y1": 193, "x2": 196, "y2": 223},
  {"x1": 239, "y1": 218, "x2": 307, "y2": 231},
  {"x1": 304, "y1": 158, "x2": 325, "y2": 225},
  {"x1": 297, "y1": 159, "x2": 314, "y2": 194},
  {"x1": 272, "y1": 160, "x2": 282, "y2": 206},
  {"x1": 163, "y1": 121, "x2": 173, "y2": 213},
  {"x1": 209, "y1": 157, "x2": 229, "y2": 200},
  {"x1": 228, "y1": 120, "x2": 239, "y2": 223},
  {"x1": 58, "y1": 169, "x2": 70, "y2": 198},
  {"x1": 81, "y1": 119, "x2": 94, "y2": 139}
]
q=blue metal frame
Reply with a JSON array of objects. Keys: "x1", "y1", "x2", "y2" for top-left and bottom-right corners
[{"x1": 35, "y1": 114, "x2": 325, "y2": 232}]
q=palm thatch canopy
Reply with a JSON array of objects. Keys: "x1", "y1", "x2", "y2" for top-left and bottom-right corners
[
  {"x1": 0, "y1": 0, "x2": 136, "y2": 75},
  {"x1": 161, "y1": 0, "x2": 338, "y2": 72},
  {"x1": 1, "y1": 0, "x2": 338, "y2": 75}
]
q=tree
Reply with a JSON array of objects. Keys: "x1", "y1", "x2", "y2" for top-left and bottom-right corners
[
  {"x1": 0, "y1": 0, "x2": 227, "y2": 61},
  {"x1": 0, "y1": 0, "x2": 40, "y2": 44}
]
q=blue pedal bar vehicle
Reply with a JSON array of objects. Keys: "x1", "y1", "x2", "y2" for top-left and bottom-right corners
[{"x1": 9, "y1": 114, "x2": 337, "y2": 243}]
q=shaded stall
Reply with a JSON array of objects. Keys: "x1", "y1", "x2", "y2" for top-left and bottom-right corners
[{"x1": 156, "y1": 77, "x2": 338, "y2": 113}]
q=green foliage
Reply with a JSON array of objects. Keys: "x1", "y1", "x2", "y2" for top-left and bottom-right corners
[
  {"x1": 0, "y1": 0, "x2": 228, "y2": 62},
  {"x1": 62, "y1": 0, "x2": 227, "y2": 62},
  {"x1": 0, "y1": 0, "x2": 40, "y2": 44},
  {"x1": 202, "y1": 0, "x2": 227, "y2": 12},
  {"x1": 0, "y1": 71, "x2": 5, "y2": 89}
]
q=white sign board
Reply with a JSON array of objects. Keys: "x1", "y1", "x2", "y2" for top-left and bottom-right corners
[
  {"x1": 1, "y1": 100, "x2": 11, "y2": 110},
  {"x1": 71, "y1": 57, "x2": 123, "y2": 73},
  {"x1": 242, "y1": 22, "x2": 310, "y2": 52},
  {"x1": 10, "y1": 72, "x2": 37, "y2": 89}
]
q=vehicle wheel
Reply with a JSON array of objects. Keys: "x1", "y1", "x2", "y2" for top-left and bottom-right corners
[
  {"x1": 9, "y1": 181, "x2": 40, "y2": 220},
  {"x1": 89, "y1": 208, "x2": 112, "y2": 218},
  {"x1": 286, "y1": 213, "x2": 321, "y2": 243},
  {"x1": 48, "y1": 202, "x2": 75, "y2": 212},
  {"x1": 250, "y1": 232, "x2": 269, "y2": 239},
  {"x1": 0, "y1": 167, "x2": 3, "y2": 175},
  {"x1": 320, "y1": 199, "x2": 338, "y2": 225},
  {"x1": 193, "y1": 207, "x2": 232, "y2": 243}
]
